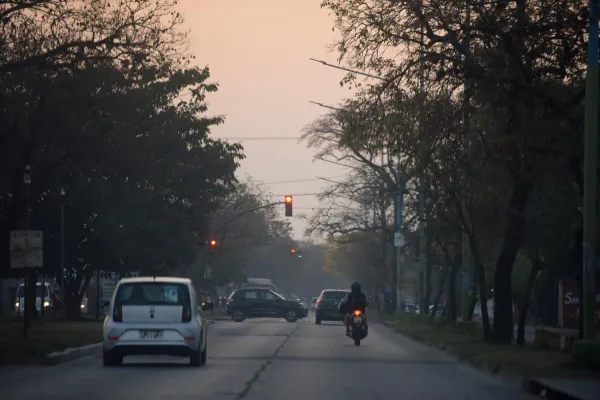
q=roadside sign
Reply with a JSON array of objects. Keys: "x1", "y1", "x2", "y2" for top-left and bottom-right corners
[
  {"x1": 394, "y1": 232, "x2": 404, "y2": 248},
  {"x1": 10, "y1": 230, "x2": 43, "y2": 268}
]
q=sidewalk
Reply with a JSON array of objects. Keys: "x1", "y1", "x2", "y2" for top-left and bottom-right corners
[{"x1": 525, "y1": 378, "x2": 600, "y2": 400}]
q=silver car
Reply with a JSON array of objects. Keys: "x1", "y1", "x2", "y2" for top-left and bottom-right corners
[{"x1": 102, "y1": 276, "x2": 211, "y2": 367}]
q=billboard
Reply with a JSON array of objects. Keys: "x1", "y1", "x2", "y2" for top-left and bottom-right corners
[{"x1": 557, "y1": 279, "x2": 600, "y2": 329}]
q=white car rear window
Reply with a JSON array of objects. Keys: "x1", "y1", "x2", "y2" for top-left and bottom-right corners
[{"x1": 116, "y1": 283, "x2": 188, "y2": 306}]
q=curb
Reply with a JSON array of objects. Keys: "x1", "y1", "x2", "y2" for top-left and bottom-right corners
[
  {"x1": 522, "y1": 379, "x2": 591, "y2": 400},
  {"x1": 383, "y1": 321, "x2": 595, "y2": 400},
  {"x1": 47, "y1": 342, "x2": 102, "y2": 364},
  {"x1": 44, "y1": 320, "x2": 218, "y2": 365},
  {"x1": 206, "y1": 317, "x2": 230, "y2": 321}
]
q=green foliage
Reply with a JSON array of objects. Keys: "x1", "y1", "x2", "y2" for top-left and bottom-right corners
[
  {"x1": 0, "y1": 0, "x2": 248, "y2": 315},
  {"x1": 303, "y1": 0, "x2": 593, "y2": 343}
]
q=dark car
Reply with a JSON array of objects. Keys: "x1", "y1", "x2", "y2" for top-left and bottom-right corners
[
  {"x1": 315, "y1": 289, "x2": 349, "y2": 324},
  {"x1": 225, "y1": 288, "x2": 306, "y2": 323}
]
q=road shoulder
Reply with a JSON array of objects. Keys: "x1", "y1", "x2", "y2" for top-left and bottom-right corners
[{"x1": 379, "y1": 313, "x2": 600, "y2": 399}]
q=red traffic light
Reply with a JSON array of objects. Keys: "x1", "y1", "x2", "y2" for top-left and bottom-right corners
[
  {"x1": 209, "y1": 240, "x2": 217, "y2": 247},
  {"x1": 284, "y1": 195, "x2": 293, "y2": 217}
]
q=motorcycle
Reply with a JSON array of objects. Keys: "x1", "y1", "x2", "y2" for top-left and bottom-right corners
[{"x1": 349, "y1": 309, "x2": 367, "y2": 346}]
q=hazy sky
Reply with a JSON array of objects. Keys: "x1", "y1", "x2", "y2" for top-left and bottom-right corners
[{"x1": 180, "y1": 0, "x2": 355, "y2": 240}]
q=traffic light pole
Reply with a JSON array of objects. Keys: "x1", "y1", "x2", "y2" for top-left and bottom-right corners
[
  {"x1": 199, "y1": 200, "x2": 288, "y2": 298},
  {"x1": 217, "y1": 201, "x2": 286, "y2": 227}
]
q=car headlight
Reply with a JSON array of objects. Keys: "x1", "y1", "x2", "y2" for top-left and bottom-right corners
[
  {"x1": 80, "y1": 304, "x2": 85, "y2": 309},
  {"x1": 44, "y1": 301, "x2": 50, "y2": 307},
  {"x1": 15, "y1": 302, "x2": 19, "y2": 307}
]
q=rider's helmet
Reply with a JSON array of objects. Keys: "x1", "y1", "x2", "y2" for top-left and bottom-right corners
[{"x1": 350, "y1": 281, "x2": 361, "y2": 293}]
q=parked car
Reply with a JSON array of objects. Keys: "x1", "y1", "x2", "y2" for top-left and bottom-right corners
[
  {"x1": 14, "y1": 282, "x2": 51, "y2": 314},
  {"x1": 294, "y1": 299, "x2": 309, "y2": 318},
  {"x1": 402, "y1": 302, "x2": 419, "y2": 314},
  {"x1": 314, "y1": 289, "x2": 349, "y2": 324},
  {"x1": 224, "y1": 288, "x2": 306, "y2": 323},
  {"x1": 102, "y1": 276, "x2": 212, "y2": 367}
]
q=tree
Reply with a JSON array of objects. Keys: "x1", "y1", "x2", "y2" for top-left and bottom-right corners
[
  {"x1": 0, "y1": 0, "x2": 187, "y2": 74},
  {"x1": 2, "y1": 60, "x2": 243, "y2": 315},
  {"x1": 319, "y1": 0, "x2": 589, "y2": 343},
  {"x1": 0, "y1": 0, "x2": 200, "y2": 277}
]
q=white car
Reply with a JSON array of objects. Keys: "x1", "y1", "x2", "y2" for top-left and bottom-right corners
[
  {"x1": 102, "y1": 276, "x2": 211, "y2": 367},
  {"x1": 15, "y1": 282, "x2": 51, "y2": 313}
]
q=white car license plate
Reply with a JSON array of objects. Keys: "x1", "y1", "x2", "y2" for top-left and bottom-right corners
[
  {"x1": 139, "y1": 330, "x2": 164, "y2": 339},
  {"x1": 353, "y1": 317, "x2": 362, "y2": 324}
]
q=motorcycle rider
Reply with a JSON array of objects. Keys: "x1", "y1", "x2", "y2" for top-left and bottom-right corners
[{"x1": 338, "y1": 281, "x2": 368, "y2": 336}]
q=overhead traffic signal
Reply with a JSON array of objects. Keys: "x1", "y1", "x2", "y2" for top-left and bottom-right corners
[
  {"x1": 284, "y1": 195, "x2": 293, "y2": 217},
  {"x1": 209, "y1": 239, "x2": 217, "y2": 253}
]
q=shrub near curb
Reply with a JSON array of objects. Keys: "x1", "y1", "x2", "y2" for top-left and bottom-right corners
[{"x1": 384, "y1": 314, "x2": 587, "y2": 380}]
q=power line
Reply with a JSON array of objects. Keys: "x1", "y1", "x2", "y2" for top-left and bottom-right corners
[
  {"x1": 215, "y1": 136, "x2": 301, "y2": 141},
  {"x1": 262, "y1": 176, "x2": 347, "y2": 185},
  {"x1": 271, "y1": 193, "x2": 321, "y2": 197}
]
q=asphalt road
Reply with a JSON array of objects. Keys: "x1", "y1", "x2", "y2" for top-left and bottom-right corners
[{"x1": 1, "y1": 314, "x2": 534, "y2": 399}]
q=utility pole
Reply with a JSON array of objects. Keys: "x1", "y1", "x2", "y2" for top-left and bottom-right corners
[
  {"x1": 395, "y1": 162, "x2": 405, "y2": 312},
  {"x1": 417, "y1": 11, "x2": 428, "y2": 314},
  {"x1": 59, "y1": 189, "x2": 66, "y2": 318},
  {"x1": 95, "y1": 269, "x2": 101, "y2": 320},
  {"x1": 23, "y1": 170, "x2": 31, "y2": 339},
  {"x1": 460, "y1": 0, "x2": 473, "y2": 321},
  {"x1": 582, "y1": 0, "x2": 599, "y2": 342}
]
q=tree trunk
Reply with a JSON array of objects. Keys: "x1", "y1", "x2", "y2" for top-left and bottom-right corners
[
  {"x1": 64, "y1": 266, "x2": 94, "y2": 319},
  {"x1": 492, "y1": 181, "x2": 533, "y2": 344},
  {"x1": 466, "y1": 230, "x2": 491, "y2": 339},
  {"x1": 446, "y1": 252, "x2": 460, "y2": 322},
  {"x1": 517, "y1": 254, "x2": 540, "y2": 345},
  {"x1": 424, "y1": 220, "x2": 434, "y2": 313}
]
